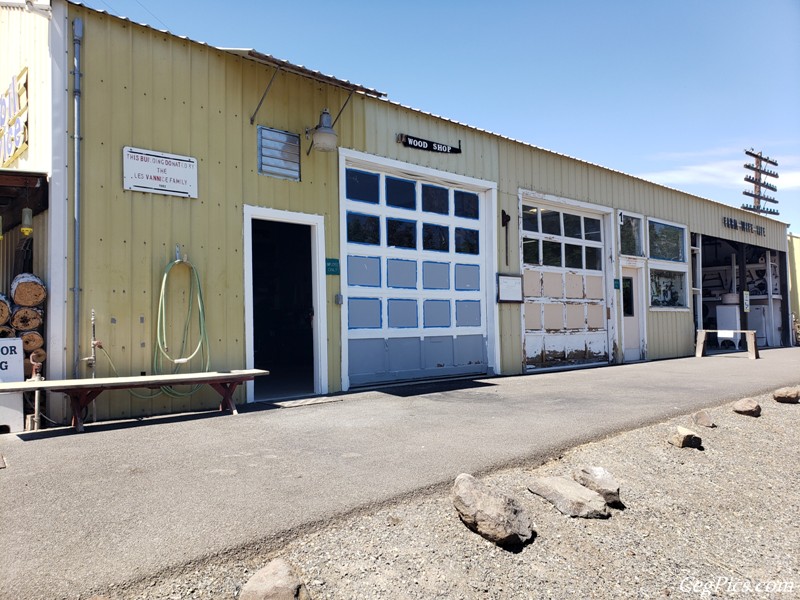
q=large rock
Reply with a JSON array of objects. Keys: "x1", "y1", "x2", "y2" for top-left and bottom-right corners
[
  {"x1": 572, "y1": 466, "x2": 622, "y2": 507},
  {"x1": 692, "y1": 410, "x2": 716, "y2": 428},
  {"x1": 527, "y1": 475, "x2": 609, "y2": 518},
  {"x1": 451, "y1": 473, "x2": 535, "y2": 549},
  {"x1": 773, "y1": 386, "x2": 800, "y2": 404},
  {"x1": 239, "y1": 558, "x2": 311, "y2": 600},
  {"x1": 669, "y1": 426, "x2": 702, "y2": 449},
  {"x1": 733, "y1": 397, "x2": 761, "y2": 417}
]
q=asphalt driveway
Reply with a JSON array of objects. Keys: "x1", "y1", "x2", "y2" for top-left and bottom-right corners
[{"x1": 1, "y1": 348, "x2": 798, "y2": 599}]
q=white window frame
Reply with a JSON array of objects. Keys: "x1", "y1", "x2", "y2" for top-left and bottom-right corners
[
  {"x1": 646, "y1": 217, "x2": 690, "y2": 311},
  {"x1": 619, "y1": 210, "x2": 646, "y2": 258}
]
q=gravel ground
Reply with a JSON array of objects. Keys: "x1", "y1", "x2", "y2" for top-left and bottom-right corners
[{"x1": 93, "y1": 390, "x2": 799, "y2": 600}]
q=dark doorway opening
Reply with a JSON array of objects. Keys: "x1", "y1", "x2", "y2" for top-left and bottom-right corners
[{"x1": 251, "y1": 219, "x2": 314, "y2": 399}]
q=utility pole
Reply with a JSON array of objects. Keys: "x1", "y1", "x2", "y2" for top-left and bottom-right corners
[{"x1": 741, "y1": 148, "x2": 779, "y2": 216}]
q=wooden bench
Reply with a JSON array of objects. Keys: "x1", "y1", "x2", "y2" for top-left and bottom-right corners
[
  {"x1": 0, "y1": 369, "x2": 268, "y2": 432},
  {"x1": 695, "y1": 330, "x2": 759, "y2": 360}
]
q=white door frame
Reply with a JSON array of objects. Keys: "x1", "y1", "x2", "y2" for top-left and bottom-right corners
[
  {"x1": 620, "y1": 262, "x2": 646, "y2": 361},
  {"x1": 243, "y1": 205, "x2": 329, "y2": 401}
]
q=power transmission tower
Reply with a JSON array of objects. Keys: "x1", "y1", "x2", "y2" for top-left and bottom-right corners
[{"x1": 741, "y1": 148, "x2": 779, "y2": 216}]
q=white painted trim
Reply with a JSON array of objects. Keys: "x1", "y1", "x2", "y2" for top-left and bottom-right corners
[
  {"x1": 519, "y1": 189, "x2": 614, "y2": 216},
  {"x1": 621, "y1": 265, "x2": 646, "y2": 362},
  {"x1": 339, "y1": 149, "x2": 499, "y2": 390},
  {"x1": 341, "y1": 148, "x2": 497, "y2": 193},
  {"x1": 243, "y1": 205, "x2": 328, "y2": 401},
  {"x1": 616, "y1": 210, "x2": 648, "y2": 362},
  {"x1": 46, "y1": 0, "x2": 69, "y2": 422}
]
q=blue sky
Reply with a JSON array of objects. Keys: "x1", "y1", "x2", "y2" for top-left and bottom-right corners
[{"x1": 78, "y1": 0, "x2": 800, "y2": 233}]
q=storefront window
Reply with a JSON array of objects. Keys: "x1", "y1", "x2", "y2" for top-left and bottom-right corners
[
  {"x1": 650, "y1": 269, "x2": 686, "y2": 307},
  {"x1": 620, "y1": 215, "x2": 643, "y2": 256},
  {"x1": 648, "y1": 221, "x2": 685, "y2": 262}
]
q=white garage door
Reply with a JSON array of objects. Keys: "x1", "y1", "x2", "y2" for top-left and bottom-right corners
[
  {"x1": 341, "y1": 162, "x2": 490, "y2": 388},
  {"x1": 521, "y1": 202, "x2": 610, "y2": 369}
]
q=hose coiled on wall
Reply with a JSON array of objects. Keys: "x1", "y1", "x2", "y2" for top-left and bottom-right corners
[{"x1": 151, "y1": 257, "x2": 210, "y2": 397}]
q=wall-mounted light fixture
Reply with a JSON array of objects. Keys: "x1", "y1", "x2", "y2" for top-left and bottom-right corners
[
  {"x1": 305, "y1": 108, "x2": 338, "y2": 155},
  {"x1": 21, "y1": 207, "x2": 33, "y2": 236}
]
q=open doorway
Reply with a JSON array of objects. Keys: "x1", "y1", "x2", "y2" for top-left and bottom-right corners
[{"x1": 251, "y1": 219, "x2": 314, "y2": 399}]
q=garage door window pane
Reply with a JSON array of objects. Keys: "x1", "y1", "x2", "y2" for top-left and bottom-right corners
[
  {"x1": 565, "y1": 243, "x2": 583, "y2": 269},
  {"x1": 522, "y1": 206, "x2": 539, "y2": 232},
  {"x1": 347, "y1": 212, "x2": 380, "y2": 245},
  {"x1": 523, "y1": 239, "x2": 539, "y2": 265},
  {"x1": 422, "y1": 184, "x2": 449, "y2": 214},
  {"x1": 346, "y1": 169, "x2": 379, "y2": 204},
  {"x1": 564, "y1": 214, "x2": 582, "y2": 239},
  {"x1": 386, "y1": 176, "x2": 416, "y2": 210},
  {"x1": 542, "y1": 241, "x2": 562, "y2": 266},
  {"x1": 455, "y1": 228, "x2": 479, "y2": 254},
  {"x1": 423, "y1": 223, "x2": 449, "y2": 252},
  {"x1": 541, "y1": 209, "x2": 561, "y2": 235},
  {"x1": 585, "y1": 246, "x2": 602, "y2": 271},
  {"x1": 387, "y1": 218, "x2": 416, "y2": 249},
  {"x1": 584, "y1": 217, "x2": 602, "y2": 241},
  {"x1": 454, "y1": 191, "x2": 479, "y2": 219}
]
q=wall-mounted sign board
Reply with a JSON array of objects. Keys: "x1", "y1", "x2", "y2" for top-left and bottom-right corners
[
  {"x1": 498, "y1": 275, "x2": 523, "y2": 303},
  {"x1": 123, "y1": 146, "x2": 198, "y2": 198},
  {"x1": 326, "y1": 258, "x2": 340, "y2": 275},
  {"x1": 397, "y1": 133, "x2": 462, "y2": 154},
  {"x1": 0, "y1": 67, "x2": 28, "y2": 168}
]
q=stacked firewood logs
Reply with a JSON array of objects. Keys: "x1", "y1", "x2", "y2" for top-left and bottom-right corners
[{"x1": 1, "y1": 273, "x2": 47, "y2": 377}]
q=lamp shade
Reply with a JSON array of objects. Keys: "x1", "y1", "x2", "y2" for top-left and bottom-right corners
[
  {"x1": 311, "y1": 109, "x2": 338, "y2": 152},
  {"x1": 21, "y1": 208, "x2": 33, "y2": 236}
]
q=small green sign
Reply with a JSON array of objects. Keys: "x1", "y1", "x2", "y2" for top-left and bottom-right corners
[
  {"x1": 614, "y1": 278, "x2": 620, "y2": 290},
  {"x1": 326, "y1": 258, "x2": 340, "y2": 275}
]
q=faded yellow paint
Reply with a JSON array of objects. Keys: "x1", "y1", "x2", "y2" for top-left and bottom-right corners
[
  {"x1": 789, "y1": 234, "x2": 800, "y2": 327},
  {"x1": 7, "y1": 2, "x2": 788, "y2": 423},
  {"x1": 59, "y1": 5, "x2": 363, "y2": 421}
]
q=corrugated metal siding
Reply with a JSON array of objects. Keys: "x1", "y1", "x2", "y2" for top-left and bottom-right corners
[
  {"x1": 789, "y1": 235, "x2": 800, "y2": 325},
  {"x1": 50, "y1": 4, "x2": 791, "y2": 420},
  {"x1": 66, "y1": 6, "x2": 354, "y2": 420}
]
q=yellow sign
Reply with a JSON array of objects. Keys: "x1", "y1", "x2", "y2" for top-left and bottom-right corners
[{"x1": 0, "y1": 67, "x2": 29, "y2": 168}]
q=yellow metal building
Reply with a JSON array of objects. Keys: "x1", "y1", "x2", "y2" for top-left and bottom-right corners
[{"x1": 0, "y1": 1, "x2": 791, "y2": 428}]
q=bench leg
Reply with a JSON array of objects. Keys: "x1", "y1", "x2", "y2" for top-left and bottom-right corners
[
  {"x1": 209, "y1": 382, "x2": 240, "y2": 415},
  {"x1": 67, "y1": 390, "x2": 104, "y2": 433},
  {"x1": 695, "y1": 330, "x2": 707, "y2": 358},
  {"x1": 745, "y1": 331, "x2": 759, "y2": 360},
  {"x1": 68, "y1": 394, "x2": 85, "y2": 433}
]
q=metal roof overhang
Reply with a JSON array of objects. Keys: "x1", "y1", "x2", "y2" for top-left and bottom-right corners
[
  {"x1": 221, "y1": 48, "x2": 386, "y2": 99},
  {"x1": 0, "y1": 170, "x2": 48, "y2": 234}
]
